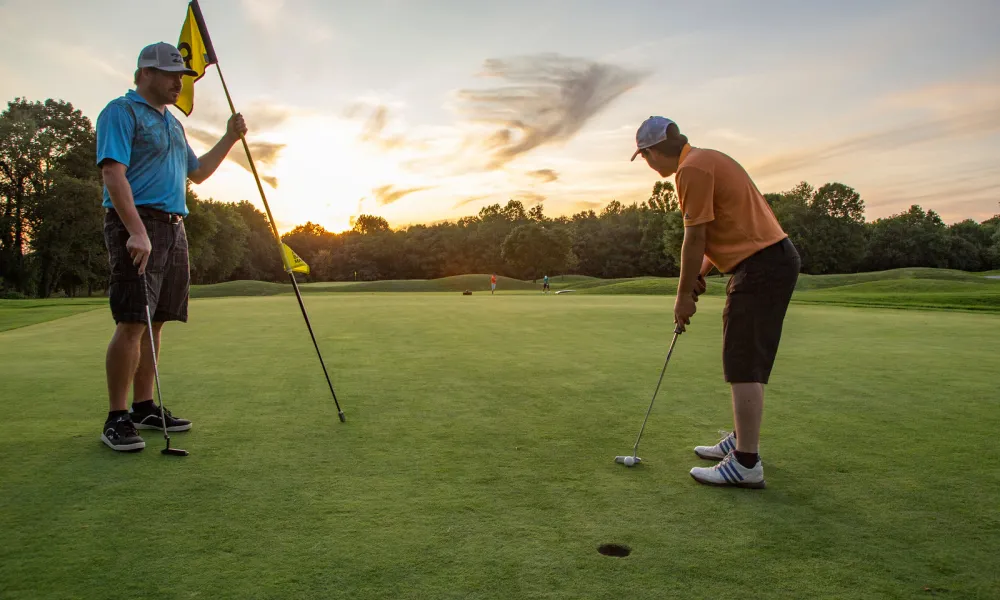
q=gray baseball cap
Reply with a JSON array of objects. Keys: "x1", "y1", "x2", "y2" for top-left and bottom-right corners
[
  {"x1": 630, "y1": 116, "x2": 676, "y2": 161},
  {"x1": 137, "y1": 42, "x2": 198, "y2": 76}
]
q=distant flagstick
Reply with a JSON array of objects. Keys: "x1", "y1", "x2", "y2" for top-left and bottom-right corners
[{"x1": 183, "y1": 0, "x2": 345, "y2": 422}]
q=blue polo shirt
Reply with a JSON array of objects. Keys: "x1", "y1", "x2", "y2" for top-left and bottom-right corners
[{"x1": 96, "y1": 90, "x2": 199, "y2": 216}]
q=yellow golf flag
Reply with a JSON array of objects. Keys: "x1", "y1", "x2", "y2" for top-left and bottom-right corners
[
  {"x1": 281, "y1": 244, "x2": 310, "y2": 275},
  {"x1": 176, "y1": 0, "x2": 217, "y2": 116}
]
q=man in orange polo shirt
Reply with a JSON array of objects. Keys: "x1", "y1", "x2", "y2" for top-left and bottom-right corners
[{"x1": 631, "y1": 116, "x2": 801, "y2": 489}]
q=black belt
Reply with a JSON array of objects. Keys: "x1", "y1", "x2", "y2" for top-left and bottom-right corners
[{"x1": 107, "y1": 206, "x2": 183, "y2": 224}]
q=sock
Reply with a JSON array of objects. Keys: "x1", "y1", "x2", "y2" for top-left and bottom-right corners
[
  {"x1": 734, "y1": 450, "x2": 759, "y2": 469},
  {"x1": 132, "y1": 399, "x2": 156, "y2": 413},
  {"x1": 106, "y1": 409, "x2": 129, "y2": 423}
]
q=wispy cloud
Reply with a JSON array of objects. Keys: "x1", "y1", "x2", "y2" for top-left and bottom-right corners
[
  {"x1": 453, "y1": 194, "x2": 491, "y2": 209},
  {"x1": 355, "y1": 104, "x2": 420, "y2": 151},
  {"x1": 39, "y1": 41, "x2": 131, "y2": 85},
  {"x1": 751, "y1": 106, "x2": 1000, "y2": 178},
  {"x1": 878, "y1": 80, "x2": 1000, "y2": 115},
  {"x1": 526, "y1": 169, "x2": 559, "y2": 183},
  {"x1": 241, "y1": 0, "x2": 334, "y2": 44},
  {"x1": 572, "y1": 201, "x2": 604, "y2": 213},
  {"x1": 187, "y1": 127, "x2": 284, "y2": 188},
  {"x1": 514, "y1": 191, "x2": 546, "y2": 205},
  {"x1": 373, "y1": 184, "x2": 433, "y2": 206},
  {"x1": 242, "y1": 0, "x2": 285, "y2": 25},
  {"x1": 705, "y1": 128, "x2": 756, "y2": 145},
  {"x1": 185, "y1": 100, "x2": 297, "y2": 136},
  {"x1": 455, "y1": 53, "x2": 647, "y2": 169}
]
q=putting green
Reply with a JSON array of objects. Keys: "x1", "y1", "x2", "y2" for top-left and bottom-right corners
[{"x1": 1, "y1": 294, "x2": 997, "y2": 598}]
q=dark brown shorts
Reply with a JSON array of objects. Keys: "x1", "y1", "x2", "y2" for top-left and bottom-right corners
[
  {"x1": 722, "y1": 237, "x2": 801, "y2": 384},
  {"x1": 104, "y1": 207, "x2": 190, "y2": 324}
]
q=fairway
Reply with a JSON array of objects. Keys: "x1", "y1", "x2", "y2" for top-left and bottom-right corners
[{"x1": 1, "y1": 294, "x2": 998, "y2": 599}]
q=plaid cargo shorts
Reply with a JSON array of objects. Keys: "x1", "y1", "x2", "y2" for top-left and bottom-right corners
[{"x1": 104, "y1": 207, "x2": 190, "y2": 324}]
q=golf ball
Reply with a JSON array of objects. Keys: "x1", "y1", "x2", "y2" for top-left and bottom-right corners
[{"x1": 624, "y1": 456, "x2": 635, "y2": 467}]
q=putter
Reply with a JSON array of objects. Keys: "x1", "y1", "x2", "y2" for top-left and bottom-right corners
[
  {"x1": 141, "y1": 273, "x2": 188, "y2": 457},
  {"x1": 615, "y1": 326, "x2": 683, "y2": 467}
]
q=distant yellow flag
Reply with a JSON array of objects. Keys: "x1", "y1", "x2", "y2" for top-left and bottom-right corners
[
  {"x1": 176, "y1": 0, "x2": 217, "y2": 116},
  {"x1": 281, "y1": 244, "x2": 310, "y2": 275}
]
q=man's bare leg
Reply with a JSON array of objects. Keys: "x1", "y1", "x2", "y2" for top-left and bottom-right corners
[
  {"x1": 106, "y1": 323, "x2": 148, "y2": 412},
  {"x1": 732, "y1": 382, "x2": 763, "y2": 466}
]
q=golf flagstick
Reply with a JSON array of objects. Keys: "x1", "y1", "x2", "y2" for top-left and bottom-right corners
[
  {"x1": 178, "y1": 0, "x2": 345, "y2": 422},
  {"x1": 216, "y1": 66, "x2": 346, "y2": 423}
]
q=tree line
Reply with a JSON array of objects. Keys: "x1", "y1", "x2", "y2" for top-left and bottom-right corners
[{"x1": 2, "y1": 97, "x2": 999, "y2": 298}]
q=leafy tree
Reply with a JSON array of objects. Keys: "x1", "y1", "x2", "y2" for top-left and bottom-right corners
[
  {"x1": 647, "y1": 180, "x2": 678, "y2": 212},
  {"x1": 184, "y1": 191, "x2": 250, "y2": 284},
  {"x1": 231, "y1": 200, "x2": 284, "y2": 282},
  {"x1": 353, "y1": 214, "x2": 390, "y2": 235},
  {"x1": 813, "y1": 182, "x2": 865, "y2": 223},
  {"x1": 29, "y1": 174, "x2": 105, "y2": 297},
  {"x1": 946, "y1": 219, "x2": 994, "y2": 272},
  {"x1": 0, "y1": 98, "x2": 95, "y2": 293},
  {"x1": 501, "y1": 221, "x2": 570, "y2": 280},
  {"x1": 864, "y1": 205, "x2": 950, "y2": 271},
  {"x1": 281, "y1": 221, "x2": 335, "y2": 267}
]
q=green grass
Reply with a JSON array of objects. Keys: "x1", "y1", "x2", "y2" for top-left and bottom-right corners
[
  {"x1": 558, "y1": 269, "x2": 1000, "y2": 311},
  {"x1": 794, "y1": 279, "x2": 1000, "y2": 311},
  {"x1": 793, "y1": 267, "x2": 996, "y2": 291},
  {"x1": 3, "y1": 268, "x2": 999, "y2": 335},
  {"x1": 1, "y1": 294, "x2": 998, "y2": 599},
  {"x1": 547, "y1": 274, "x2": 599, "y2": 288},
  {"x1": 189, "y1": 279, "x2": 291, "y2": 298},
  {"x1": 190, "y1": 274, "x2": 541, "y2": 298},
  {"x1": 0, "y1": 298, "x2": 106, "y2": 332},
  {"x1": 311, "y1": 274, "x2": 539, "y2": 293}
]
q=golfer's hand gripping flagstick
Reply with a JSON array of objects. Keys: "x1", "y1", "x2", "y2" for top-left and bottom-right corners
[
  {"x1": 615, "y1": 326, "x2": 683, "y2": 467},
  {"x1": 141, "y1": 274, "x2": 188, "y2": 457}
]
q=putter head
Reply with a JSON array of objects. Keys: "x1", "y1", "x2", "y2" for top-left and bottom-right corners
[
  {"x1": 162, "y1": 447, "x2": 189, "y2": 456},
  {"x1": 614, "y1": 455, "x2": 642, "y2": 467},
  {"x1": 338, "y1": 411, "x2": 346, "y2": 423}
]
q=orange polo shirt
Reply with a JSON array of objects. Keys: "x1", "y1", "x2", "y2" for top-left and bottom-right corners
[{"x1": 675, "y1": 144, "x2": 787, "y2": 273}]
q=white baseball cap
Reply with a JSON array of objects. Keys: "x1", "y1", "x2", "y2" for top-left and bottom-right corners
[
  {"x1": 630, "y1": 116, "x2": 676, "y2": 161},
  {"x1": 137, "y1": 42, "x2": 197, "y2": 76}
]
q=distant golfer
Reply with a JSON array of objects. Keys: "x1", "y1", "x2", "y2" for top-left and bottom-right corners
[
  {"x1": 631, "y1": 116, "x2": 800, "y2": 488},
  {"x1": 542, "y1": 274, "x2": 550, "y2": 293},
  {"x1": 95, "y1": 42, "x2": 248, "y2": 452},
  {"x1": 490, "y1": 273, "x2": 497, "y2": 295}
]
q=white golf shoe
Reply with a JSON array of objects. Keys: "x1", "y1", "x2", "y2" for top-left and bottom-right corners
[
  {"x1": 689, "y1": 452, "x2": 766, "y2": 489},
  {"x1": 694, "y1": 430, "x2": 737, "y2": 460}
]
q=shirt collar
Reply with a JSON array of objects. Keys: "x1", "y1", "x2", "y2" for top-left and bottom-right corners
[
  {"x1": 126, "y1": 89, "x2": 171, "y2": 118},
  {"x1": 677, "y1": 143, "x2": 692, "y2": 166},
  {"x1": 126, "y1": 89, "x2": 151, "y2": 106}
]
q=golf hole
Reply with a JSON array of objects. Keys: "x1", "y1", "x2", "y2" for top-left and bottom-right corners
[{"x1": 597, "y1": 543, "x2": 631, "y2": 557}]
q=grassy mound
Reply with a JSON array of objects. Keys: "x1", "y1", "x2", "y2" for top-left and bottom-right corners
[
  {"x1": 794, "y1": 267, "x2": 995, "y2": 291},
  {"x1": 190, "y1": 280, "x2": 290, "y2": 298},
  {"x1": 794, "y1": 279, "x2": 1000, "y2": 311},
  {"x1": 5, "y1": 268, "x2": 991, "y2": 331},
  {"x1": 0, "y1": 298, "x2": 106, "y2": 332},
  {"x1": 313, "y1": 274, "x2": 538, "y2": 293}
]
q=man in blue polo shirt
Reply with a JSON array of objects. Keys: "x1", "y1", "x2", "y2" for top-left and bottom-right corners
[{"x1": 96, "y1": 42, "x2": 248, "y2": 452}]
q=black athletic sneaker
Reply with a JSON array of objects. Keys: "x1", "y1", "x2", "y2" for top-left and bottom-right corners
[
  {"x1": 131, "y1": 405, "x2": 192, "y2": 432},
  {"x1": 101, "y1": 414, "x2": 146, "y2": 452}
]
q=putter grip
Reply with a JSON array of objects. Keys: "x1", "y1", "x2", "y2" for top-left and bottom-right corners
[{"x1": 674, "y1": 326, "x2": 683, "y2": 335}]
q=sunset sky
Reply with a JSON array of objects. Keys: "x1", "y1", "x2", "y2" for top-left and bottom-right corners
[{"x1": 1, "y1": 0, "x2": 998, "y2": 232}]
